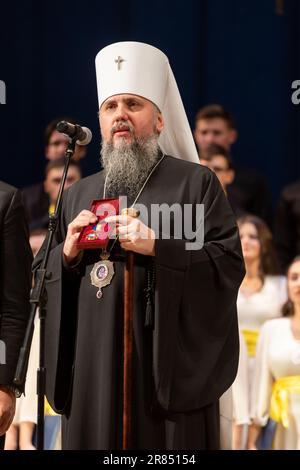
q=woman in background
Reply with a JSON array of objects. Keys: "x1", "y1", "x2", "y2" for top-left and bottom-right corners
[
  {"x1": 249, "y1": 256, "x2": 300, "y2": 449},
  {"x1": 233, "y1": 215, "x2": 287, "y2": 449}
]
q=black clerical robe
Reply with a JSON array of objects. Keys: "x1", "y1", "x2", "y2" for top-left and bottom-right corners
[
  {"x1": 0, "y1": 182, "x2": 32, "y2": 450},
  {"x1": 0, "y1": 182, "x2": 32, "y2": 389},
  {"x1": 35, "y1": 156, "x2": 245, "y2": 449}
]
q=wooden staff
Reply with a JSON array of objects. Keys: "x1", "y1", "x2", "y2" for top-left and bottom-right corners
[{"x1": 122, "y1": 207, "x2": 139, "y2": 450}]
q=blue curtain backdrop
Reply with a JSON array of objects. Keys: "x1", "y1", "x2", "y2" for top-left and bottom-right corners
[{"x1": 0, "y1": 0, "x2": 299, "y2": 205}]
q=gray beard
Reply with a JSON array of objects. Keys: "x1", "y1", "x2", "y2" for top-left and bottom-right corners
[{"x1": 100, "y1": 135, "x2": 161, "y2": 201}]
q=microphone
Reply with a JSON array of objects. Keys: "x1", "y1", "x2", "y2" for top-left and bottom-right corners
[{"x1": 56, "y1": 121, "x2": 92, "y2": 145}]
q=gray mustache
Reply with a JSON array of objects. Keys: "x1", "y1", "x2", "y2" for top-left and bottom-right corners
[{"x1": 111, "y1": 121, "x2": 134, "y2": 135}]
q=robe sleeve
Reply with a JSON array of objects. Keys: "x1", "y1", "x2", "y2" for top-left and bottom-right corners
[
  {"x1": 250, "y1": 321, "x2": 273, "y2": 426},
  {"x1": 153, "y1": 170, "x2": 245, "y2": 412}
]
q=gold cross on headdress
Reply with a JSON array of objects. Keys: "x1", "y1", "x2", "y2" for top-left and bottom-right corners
[{"x1": 115, "y1": 56, "x2": 125, "y2": 70}]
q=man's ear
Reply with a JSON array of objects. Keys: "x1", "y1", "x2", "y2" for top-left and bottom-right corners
[
  {"x1": 156, "y1": 113, "x2": 164, "y2": 134},
  {"x1": 225, "y1": 169, "x2": 235, "y2": 185},
  {"x1": 229, "y1": 129, "x2": 238, "y2": 145}
]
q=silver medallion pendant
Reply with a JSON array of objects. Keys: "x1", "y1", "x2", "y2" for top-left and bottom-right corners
[{"x1": 90, "y1": 258, "x2": 115, "y2": 299}]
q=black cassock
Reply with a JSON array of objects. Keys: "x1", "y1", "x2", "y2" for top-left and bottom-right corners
[{"x1": 35, "y1": 156, "x2": 245, "y2": 449}]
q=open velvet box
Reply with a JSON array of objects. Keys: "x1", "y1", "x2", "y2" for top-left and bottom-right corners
[{"x1": 76, "y1": 198, "x2": 120, "y2": 250}]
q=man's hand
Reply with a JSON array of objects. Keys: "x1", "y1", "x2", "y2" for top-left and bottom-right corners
[
  {"x1": 105, "y1": 215, "x2": 155, "y2": 256},
  {"x1": 0, "y1": 388, "x2": 16, "y2": 436},
  {"x1": 63, "y1": 210, "x2": 97, "y2": 265}
]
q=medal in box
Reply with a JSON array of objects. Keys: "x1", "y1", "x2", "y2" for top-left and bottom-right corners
[{"x1": 76, "y1": 198, "x2": 119, "y2": 249}]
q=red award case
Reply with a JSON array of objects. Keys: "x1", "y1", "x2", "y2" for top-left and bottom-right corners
[{"x1": 76, "y1": 198, "x2": 120, "y2": 250}]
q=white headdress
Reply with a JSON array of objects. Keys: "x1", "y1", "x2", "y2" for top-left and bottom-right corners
[{"x1": 95, "y1": 42, "x2": 199, "y2": 163}]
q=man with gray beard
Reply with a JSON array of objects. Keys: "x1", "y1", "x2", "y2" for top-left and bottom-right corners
[
  {"x1": 101, "y1": 132, "x2": 161, "y2": 203},
  {"x1": 34, "y1": 42, "x2": 245, "y2": 450}
]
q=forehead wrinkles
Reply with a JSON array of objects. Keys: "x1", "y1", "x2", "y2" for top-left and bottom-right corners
[
  {"x1": 101, "y1": 94, "x2": 145, "y2": 108},
  {"x1": 99, "y1": 94, "x2": 159, "y2": 112}
]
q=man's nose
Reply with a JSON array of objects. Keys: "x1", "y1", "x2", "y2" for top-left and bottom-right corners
[
  {"x1": 205, "y1": 132, "x2": 214, "y2": 144},
  {"x1": 115, "y1": 104, "x2": 129, "y2": 121}
]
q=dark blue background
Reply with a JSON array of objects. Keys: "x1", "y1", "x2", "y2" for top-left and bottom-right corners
[{"x1": 0, "y1": 0, "x2": 299, "y2": 205}]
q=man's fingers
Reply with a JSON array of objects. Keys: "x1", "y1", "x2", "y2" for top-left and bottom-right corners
[
  {"x1": 105, "y1": 215, "x2": 133, "y2": 225},
  {"x1": 117, "y1": 225, "x2": 132, "y2": 235},
  {"x1": 119, "y1": 241, "x2": 133, "y2": 250},
  {"x1": 118, "y1": 232, "x2": 131, "y2": 242},
  {"x1": 72, "y1": 232, "x2": 81, "y2": 242},
  {"x1": 73, "y1": 215, "x2": 98, "y2": 226},
  {"x1": 68, "y1": 215, "x2": 97, "y2": 233},
  {"x1": 78, "y1": 210, "x2": 96, "y2": 218},
  {"x1": 72, "y1": 210, "x2": 97, "y2": 225}
]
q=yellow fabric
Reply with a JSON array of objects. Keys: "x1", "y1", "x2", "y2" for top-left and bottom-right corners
[
  {"x1": 49, "y1": 204, "x2": 55, "y2": 215},
  {"x1": 45, "y1": 398, "x2": 58, "y2": 416},
  {"x1": 241, "y1": 329, "x2": 259, "y2": 357},
  {"x1": 270, "y1": 375, "x2": 300, "y2": 428}
]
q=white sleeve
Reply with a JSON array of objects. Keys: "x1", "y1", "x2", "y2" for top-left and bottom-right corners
[
  {"x1": 250, "y1": 322, "x2": 274, "y2": 426},
  {"x1": 232, "y1": 332, "x2": 250, "y2": 425}
]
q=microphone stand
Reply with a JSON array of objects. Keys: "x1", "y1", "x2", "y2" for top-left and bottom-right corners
[{"x1": 13, "y1": 138, "x2": 76, "y2": 450}]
